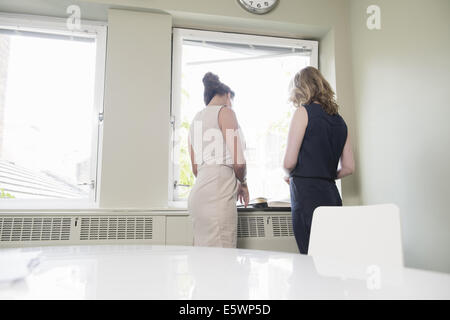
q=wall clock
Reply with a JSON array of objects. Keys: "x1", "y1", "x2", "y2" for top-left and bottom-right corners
[{"x1": 237, "y1": 0, "x2": 279, "y2": 15}]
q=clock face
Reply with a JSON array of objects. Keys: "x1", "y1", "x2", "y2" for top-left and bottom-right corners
[{"x1": 238, "y1": 0, "x2": 279, "y2": 15}]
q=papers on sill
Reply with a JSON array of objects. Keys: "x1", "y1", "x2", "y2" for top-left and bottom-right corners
[
  {"x1": 267, "y1": 199, "x2": 291, "y2": 208},
  {"x1": 238, "y1": 197, "x2": 291, "y2": 209}
]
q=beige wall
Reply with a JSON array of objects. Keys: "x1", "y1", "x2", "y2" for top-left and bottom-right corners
[
  {"x1": 99, "y1": 9, "x2": 172, "y2": 208},
  {"x1": 350, "y1": 0, "x2": 450, "y2": 273}
]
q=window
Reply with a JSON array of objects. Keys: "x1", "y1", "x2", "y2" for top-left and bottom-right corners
[
  {"x1": 171, "y1": 29, "x2": 318, "y2": 202},
  {"x1": 0, "y1": 14, "x2": 106, "y2": 207}
]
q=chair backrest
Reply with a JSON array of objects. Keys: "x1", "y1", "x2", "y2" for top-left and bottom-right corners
[{"x1": 308, "y1": 204, "x2": 404, "y2": 271}]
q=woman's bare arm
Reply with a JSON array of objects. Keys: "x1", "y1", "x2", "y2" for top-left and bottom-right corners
[
  {"x1": 218, "y1": 107, "x2": 247, "y2": 182},
  {"x1": 188, "y1": 135, "x2": 198, "y2": 177},
  {"x1": 337, "y1": 132, "x2": 355, "y2": 179},
  {"x1": 283, "y1": 107, "x2": 308, "y2": 174}
]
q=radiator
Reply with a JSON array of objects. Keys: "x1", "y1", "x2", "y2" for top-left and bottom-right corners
[
  {"x1": 237, "y1": 215, "x2": 298, "y2": 253},
  {"x1": 0, "y1": 212, "x2": 299, "y2": 253},
  {"x1": 0, "y1": 214, "x2": 165, "y2": 247}
]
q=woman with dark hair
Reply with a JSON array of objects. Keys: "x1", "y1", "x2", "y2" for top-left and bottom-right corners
[
  {"x1": 283, "y1": 66, "x2": 355, "y2": 254},
  {"x1": 188, "y1": 72, "x2": 249, "y2": 248}
]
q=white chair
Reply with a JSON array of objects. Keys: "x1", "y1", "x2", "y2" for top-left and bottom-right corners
[{"x1": 308, "y1": 204, "x2": 404, "y2": 281}]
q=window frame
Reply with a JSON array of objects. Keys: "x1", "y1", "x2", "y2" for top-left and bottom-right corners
[
  {"x1": 0, "y1": 13, "x2": 107, "y2": 209},
  {"x1": 169, "y1": 28, "x2": 319, "y2": 204}
]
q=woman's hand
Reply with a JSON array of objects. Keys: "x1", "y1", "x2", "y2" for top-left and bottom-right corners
[
  {"x1": 284, "y1": 175, "x2": 290, "y2": 185},
  {"x1": 237, "y1": 183, "x2": 250, "y2": 208}
]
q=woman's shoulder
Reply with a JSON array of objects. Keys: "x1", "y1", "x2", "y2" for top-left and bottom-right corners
[
  {"x1": 291, "y1": 106, "x2": 308, "y2": 127},
  {"x1": 218, "y1": 106, "x2": 239, "y2": 130},
  {"x1": 218, "y1": 106, "x2": 237, "y2": 119},
  {"x1": 190, "y1": 108, "x2": 210, "y2": 127},
  {"x1": 191, "y1": 109, "x2": 204, "y2": 121},
  {"x1": 334, "y1": 113, "x2": 347, "y2": 128},
  {"x1": 294, "y1": 105, "x2": 308, "y2": 117}
]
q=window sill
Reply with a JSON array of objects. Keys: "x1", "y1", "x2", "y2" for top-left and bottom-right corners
[{"x1": 238, "y1": 207, "x2": 291, "y2": 213}]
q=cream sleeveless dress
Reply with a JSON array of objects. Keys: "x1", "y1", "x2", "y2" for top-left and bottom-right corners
[{"x1": 188, "y1": 105, "x2": 244, "y2": 248}]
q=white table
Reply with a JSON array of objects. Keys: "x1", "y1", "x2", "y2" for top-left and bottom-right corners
[{"x1": 0, "y1": 245, "x2": 449, "y2": 299}]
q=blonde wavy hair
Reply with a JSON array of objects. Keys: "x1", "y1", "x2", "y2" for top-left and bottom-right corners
[{"x1": 290, "y1": 66, "x2": 339, "y2": 115}]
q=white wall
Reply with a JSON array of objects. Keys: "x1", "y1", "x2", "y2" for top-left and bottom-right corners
[{"x1": 350, "y1": 0, "x2": 450, "y2": 273}]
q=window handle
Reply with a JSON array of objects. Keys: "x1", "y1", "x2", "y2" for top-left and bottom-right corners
[
  {"x1": 78, "y1": 180, "x2": 95, "y2": 189},
  {"x1": 173, "y1": 180, "x2": 192, "y2": 189}
]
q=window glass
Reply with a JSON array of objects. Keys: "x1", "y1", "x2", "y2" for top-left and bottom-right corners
[
  {"x1": 173, "y1": 31, "x2": 316, "y2": 202},
  {"x1": 0, "y1": 26, "x2": 100, "y2": 201}
]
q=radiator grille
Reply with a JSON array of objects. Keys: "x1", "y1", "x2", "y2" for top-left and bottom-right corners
[
  {"x1": 272, "y1": 216, "x2": 294, "y2": 237},
  {"x1": 237, "y1": 216, "x2": 265, "y2": 238},
  {"x1": 80, "y1": 216, "x2": 153, "y2": 241},
  {"x1": 0, "y1": 217, "x2": 71, "y2": 241}
]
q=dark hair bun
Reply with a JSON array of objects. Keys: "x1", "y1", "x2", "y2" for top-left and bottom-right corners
[
  {"x1": 203, "y1": 72, "x2": 220, "y2": 87},
  {"x1": 202, "y1": 72, "x2": 235, "y2": 105}
]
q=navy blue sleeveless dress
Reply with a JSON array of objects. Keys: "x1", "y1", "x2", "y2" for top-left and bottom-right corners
[{"x1": 289, "y1": 102, "x2": 348, "y2": 254}]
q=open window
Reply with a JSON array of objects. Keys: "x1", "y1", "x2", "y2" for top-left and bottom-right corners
[
  {"x1": 0, "y1": 14, "x2": 106, "y2": 208},
  {"x1": 170, "y1": 28, "x2": 319, "y2": 203}
]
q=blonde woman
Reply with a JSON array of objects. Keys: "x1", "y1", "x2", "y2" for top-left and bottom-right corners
[
  {"x1": 283, "y1": 67, "x2": 355, "y2": 254},
  {"x1": 188, "y1": 72, "x2": 249, "y2": 248}
]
